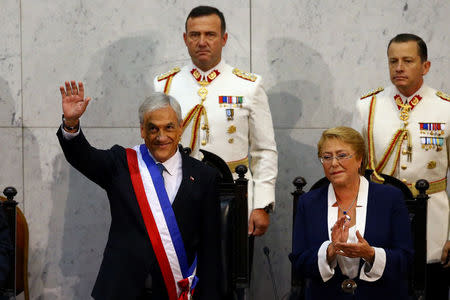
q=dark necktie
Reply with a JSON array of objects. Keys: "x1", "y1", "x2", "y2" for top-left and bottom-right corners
[{"x1": 156, "y1": 163, "x2": 165, "y2": 183}]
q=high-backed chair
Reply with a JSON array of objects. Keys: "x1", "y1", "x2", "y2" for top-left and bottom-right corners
[
  {"x1": 198, "y1": 149, "x2": 250, "y2": 299},
  {"x1": 0, "y1": 187, "x2": 29, "y2": 300},
  {"x1": 290, "y1": 171, "x2": 429, "y2": 299}
]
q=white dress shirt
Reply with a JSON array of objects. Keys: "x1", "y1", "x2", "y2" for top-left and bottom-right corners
[
  {"x1": 151, "y1": 150, "x2": 182, "y2": 205},
  {"x1": 317, "y1": 176, "x2": 386, "y2": 282},
  {"x1": 61, "y1": 125, "x2": 182, "y2": 204}
]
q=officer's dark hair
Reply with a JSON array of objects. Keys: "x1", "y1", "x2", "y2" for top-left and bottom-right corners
[
  {"x1": 185, "y1": 6, "x2": 226, "y2": 35},
  {"x1": 387, "y1": 33, "x2": 428, "y2": 62}
]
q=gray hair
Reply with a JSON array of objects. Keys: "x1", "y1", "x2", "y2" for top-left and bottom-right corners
[{"x1": 138, "y1": 92, "x2": 183, "y2": 124}]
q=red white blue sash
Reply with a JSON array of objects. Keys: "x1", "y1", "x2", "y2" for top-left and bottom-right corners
[{"x1": 126, "y1": 144, "x2": 198, "y2": 300}]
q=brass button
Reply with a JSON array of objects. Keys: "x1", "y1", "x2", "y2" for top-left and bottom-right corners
[
  {"x1": 427, "y1": 161, "x2": 436, "y2": 169},
  {"x1": 228, "y1": 138, "x2": 234, "y2": 144},
  {"x1": 401, "y1": 178, "x2": 407, "y2": 183},
  {"x1": 201, "y1": 124, "x2": 206, "y2": 130},
  {"x1": 402, "y1": 150, "x2": 408, "y2": 155},
  {"x1": 201, "y1": 140, "x2": 206, "y2": 146},
  {"x1": 401, "y1": 165, "x2": 407, "y2": 170}
]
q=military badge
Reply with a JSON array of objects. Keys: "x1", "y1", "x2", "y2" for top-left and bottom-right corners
[
  {"x1": 227, "y1": 125, "x2": 236, "y2": 134},
  {"x1": 226, "y1": 109, "x2": 234, "y2": 120}
]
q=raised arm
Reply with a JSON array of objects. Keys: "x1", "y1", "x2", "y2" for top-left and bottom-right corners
[
  {"x1": 57, "y1": 81, "x2": 119, "y2": 189},
  {"x1": 60, "y1": 81, "x2": 91, "y2": 132}
]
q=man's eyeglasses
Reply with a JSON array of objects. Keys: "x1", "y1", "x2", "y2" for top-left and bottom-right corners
[{"x1": 319, "y1": 153, "x2": 354, "y2": 164}]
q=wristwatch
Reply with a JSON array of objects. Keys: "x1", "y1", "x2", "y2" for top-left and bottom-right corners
[{"x1": 62, "y1": 114, "x2": 80, "y2": 131}]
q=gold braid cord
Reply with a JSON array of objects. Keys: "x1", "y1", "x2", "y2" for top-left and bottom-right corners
[
  {"x1": 367, "y1": 95, "x2": 385, "y2": 181},
  {"x1": 183, "y1": 69, "x2": 219, "y2": 151},
  {"x1": 368, "y1": 94, "x2": 414, "y2": 181},
  {"x1": 182, "y1": 104, "x2": 206, "y2": 151}
]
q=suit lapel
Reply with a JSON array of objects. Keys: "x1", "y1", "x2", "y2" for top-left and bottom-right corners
[
  {"x1": 362, "y1": 182, "x2": 377, "y2": 244},
  {"x1": 318, "y1": 186, "x2": 331, "y2": 242},
  {"x1": 172, "y1": 152, "x2": 194, "y2": 209}
]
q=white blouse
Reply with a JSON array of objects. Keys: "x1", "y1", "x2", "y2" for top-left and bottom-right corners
[{"x1": 317, "y1": 176, "x2": 386, "y2": 282}]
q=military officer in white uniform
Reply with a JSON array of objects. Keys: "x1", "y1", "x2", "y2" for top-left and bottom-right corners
[
  {"x1": 154, "y1": 6, "x2": 277, "y2": 237},
  {"x1": 353, "y1": 33, "x2": 449, "y2": 299}
]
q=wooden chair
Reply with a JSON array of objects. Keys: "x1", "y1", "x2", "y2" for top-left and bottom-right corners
[
  {"x1": 1, "y1": 187, "x2": 29, "y2": 300},
  {"x1": 199, "y1": 149, "x2": 250, "y2": 300}
]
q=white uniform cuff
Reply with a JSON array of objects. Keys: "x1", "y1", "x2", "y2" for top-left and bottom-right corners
[
  {"x1": 318, "y1": 241, "x2": 337, "y2": 282},
  {"x1": 252, "y1": 185, "x2": 275, "y2": 209},
  {"x1": 359, "y1": 247, "x2": 386, "y2": 282}
]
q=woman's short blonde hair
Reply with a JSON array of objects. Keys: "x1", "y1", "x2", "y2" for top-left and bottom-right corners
[{"x1": 317, "y1": 126, "x2": 367, "y2": 175}]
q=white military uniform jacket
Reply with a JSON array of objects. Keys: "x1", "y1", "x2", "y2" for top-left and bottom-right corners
[
  {"x1": 154, "y1": 60, "x2": 278, "y2": 213},
  {"x1": 353, "y1": 84, "x2": 450, "y2": 263}
]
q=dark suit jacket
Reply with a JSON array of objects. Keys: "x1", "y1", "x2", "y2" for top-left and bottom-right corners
[
  {"x1": 57, "y1": 128, "x2": 221, "y2": 300},
  {"x1": 291, "y1": 181, "x2": 413, "y2": 300}
]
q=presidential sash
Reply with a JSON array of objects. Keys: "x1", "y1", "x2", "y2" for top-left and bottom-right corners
[{"x1": 126, "y1": 144, "x2": 197, "y2": 300}]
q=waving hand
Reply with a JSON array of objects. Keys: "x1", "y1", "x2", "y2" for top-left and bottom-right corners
[{"x1": 60, "y1": 81, "x2": 91, "y2": 125}]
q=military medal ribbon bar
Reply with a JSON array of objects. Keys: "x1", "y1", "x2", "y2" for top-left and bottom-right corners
[
  {"x1": 419, "y1": 122, "x2": 445, "y2": 136},
  {"x1": 420, "y1": 136, "x2": 444, "y2": 151},
  {"x1": 218, "y1": 96, "x2": 243, "y2": 104}
]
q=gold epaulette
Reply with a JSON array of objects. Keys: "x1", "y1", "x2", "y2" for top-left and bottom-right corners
[
  {"x1": 436, "y1": 91, "x2": 450, "y2": 102},
  {"x1": 157, "y1": 67, "x2": 181, "y2": 81},
  {"x1": 232, "y1": 68, "x2": 257, "y2": 82},
  {"x1": 360, "y1": 87, "x2": 384, "y2": 100}
]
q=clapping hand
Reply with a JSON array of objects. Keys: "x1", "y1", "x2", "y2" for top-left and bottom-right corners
[
  {"x1": 335, "y1": 230, "x2": 375, "y2": 264},
  {"x1": 60, "y1": 81, "x2": 91, "y2": 126},
  {"x1": 327, "y1": 216, "x2": 350, "y2": 263},
  {"x1": 331, "y1": 216, "x2": 350, "y2": 244}
]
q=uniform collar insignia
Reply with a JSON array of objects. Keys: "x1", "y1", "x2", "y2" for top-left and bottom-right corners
[
  {"x1": 394, "y1": 94, "x2": 422, "y2": 110},
  {"x1": 190, "y1": 68, "x2": 220, "y2": 83}
]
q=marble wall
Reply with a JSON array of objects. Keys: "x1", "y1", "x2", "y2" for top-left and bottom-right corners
[{"x1": 1, "y1": 0, "x2": 449, "y2": 299}]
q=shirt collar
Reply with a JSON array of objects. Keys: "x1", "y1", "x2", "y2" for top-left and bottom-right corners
[
  {"x1": 394, "y1": 83, "x2": 426, "y2": 103},
  {"x1": 148, "y1": 148, "x2": 181, "y2": 176},
  {"x1": 327, "y1": 176, "x2": 369, "y2": 207},
  {"x1": 190, "y1": 59, "x2": 225, "y2": 76}
]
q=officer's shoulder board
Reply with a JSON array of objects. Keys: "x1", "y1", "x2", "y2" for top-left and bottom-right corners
[
  {"x1": 232, "y1": 68, "x2": 257, "y2": 82},
  {"x1": 157, "y1": 67, "x2": 181, "y2": 81},
  {"x1": 436, "y1": 91, "x2": 450, "y2": 102},
  {"x1": 360, "y1": 87, "x2": 384, "y2": 100}
]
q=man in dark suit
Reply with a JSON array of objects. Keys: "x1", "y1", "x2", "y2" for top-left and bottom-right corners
[{"x1": 57, "y1": 81, "x2": 221, "y2": 299}]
